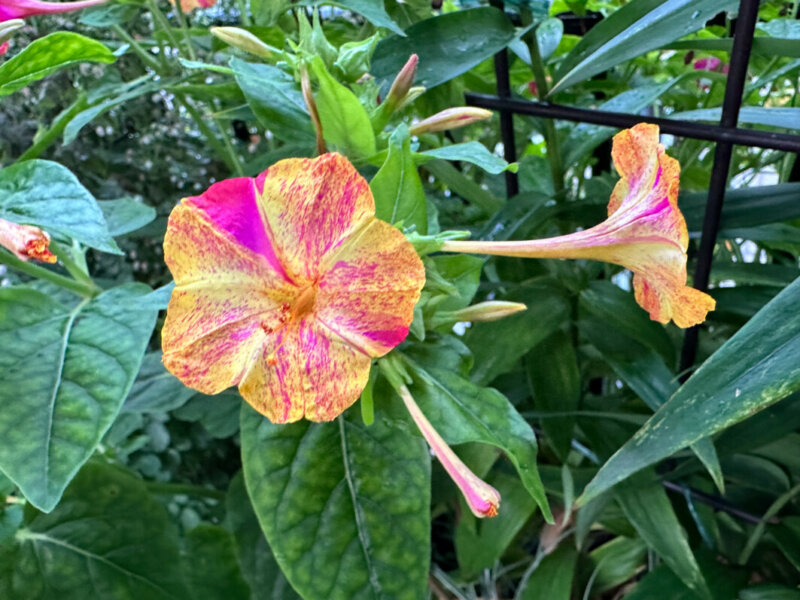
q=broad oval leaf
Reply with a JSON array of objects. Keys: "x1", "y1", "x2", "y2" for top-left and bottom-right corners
[
  {"x1": 550, "y1": 0, "x2": 739, "y2": 94},
  {"x1": 670, "y1": 107, "x2": 800, "y2": 131},
  {"x1": 371, "y1": 7, "x2": 517, "y2": 90},
  {"x1": 418, "y1": 141, "x2": 515, "y2": 175},
  {"x1": 0, "y1": 32, "x2": 115, "y2": 97},
  {"x1": 580, "y1": 275, "x2": 800, "y2": 505},
  {"x1": 4, "y1": 462, "x2": 189, "y2": 599},
  {"x1": 0, "y1": 284, "x2": 158, "y2": 511},
  {"x1": 0, "y1": 160, "x2": 120, "y2": 254},
  {"x1": 241, "y1": 405, "x2": 430, "y2": 600}
]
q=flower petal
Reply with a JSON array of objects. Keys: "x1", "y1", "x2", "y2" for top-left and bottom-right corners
[
  {"x1": 254, "y1": 153, "x2": 375, "y2": 282},
  {"x1": 162, "y1": 201, "x2": 294, "y2": 393},
  {"x1": 316, "y1": 218, "x2": 425, "y2": 356},
  {"x1": 238, "y1": 318, "x2": 371, "y2": 423}
]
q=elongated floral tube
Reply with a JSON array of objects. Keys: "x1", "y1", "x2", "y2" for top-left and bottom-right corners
[
  {"x1": 409, "y1": 107, "x2": 492, "y2": 136},
  {"x1": 210, "y1": 27, "x2": 274, "y2": 59},
  {"x1": 0, "y1": 218, "x2": 56, "y2": 263},
  {"x1": 0, "y1": 0, "x2": 106, "y2": 21},
  {"x1": 398, "y1": 384, "x2": 500, "y2": 518},
  {"x1": 442, "y1": 124, "x2": 716, "y2": 328}
]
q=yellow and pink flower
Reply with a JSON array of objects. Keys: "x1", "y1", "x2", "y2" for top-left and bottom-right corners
[
  {"x1": 442, "y1": 123, "x2": 715, "y2": 328},
  {"x1": 162, "y1": 153, "x2": 425, "y2": 423}
]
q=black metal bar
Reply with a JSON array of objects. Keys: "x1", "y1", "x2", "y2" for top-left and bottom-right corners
[
  {"x1": 464, "y1": 93, "x2": 800, "y2": 153},
  {"x1": 490, "y1": 0, "x2": 519, "y2": 198},
  {"x1": 681, "y1": 0, "x2": 762, "y2": 372}
]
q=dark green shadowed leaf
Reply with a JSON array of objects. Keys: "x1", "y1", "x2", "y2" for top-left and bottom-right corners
[
  {"x1": 184, "y1": 524, "x2": 251, "y2": 600},
  {"x1": 406, "y1": 363, "x2": 552, "y2": 521},
  {"x1": 0, "y1": 160, "x2": 119, "y2": 254},
  {"x1": 240, "y1": 405, "x2": 430, "y2": 600},
  {"x1": 580, "y1": 276, "x2": 800, "y2": 505},
  {"x1": 550, "y1": 0, "x2": 739, "y2": 94},
  {"x1": 370, "y1": 125, "x2": 427, "y2": 233},
  {"x1": 122, "y1": 352, "x2": 196, "y2": 414},
  {"x1": 371, "y1": 7, "x2": 517, "y2": 90},
  {"x1": 99, "y1": 198, "x2": 157, "y2": 237},
  {"x1": 230, "y1": 58, "x2": 315, "y2": 144},
  {"x1": 4, "y1": 462, "x2": 189, "y2": 599},
  {"x1": 0, "y1": 32, "x2": 115, "y2": 97},
  {"x1": 0, "y1": 284, "x2": 158, "y2": 512},
  {"x1": 518, "y1": 543, "x2": 578, "y2": 600},
  {"x1": 226, "y1": 472, "x2": 300, "y2": 600},
  {"x1": 298, "y1": 0, "x2": 404, "y2": 35}
]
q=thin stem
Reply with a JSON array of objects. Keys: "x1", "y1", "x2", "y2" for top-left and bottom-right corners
[
  {"x1": 172, "y1": 0, "x2": 197, "y2": 61},
  {"x1": 147, "y1": 0, "x2": 182, "y2": 62},
  {"x1": 50, "y1": 241, "x2": 96, "y2": 288},
  {"x1": 0, "y1": 251, "x2": 98, "y2": 298},
  {"x1": 236, "y1": 0, "x2": 251, "y2": 26},
  {"x1": 176, "y1": 94, "x2": 244, "y2": 175},
  {"x1": 17, "y1": 93, "x2": 90, "y2": 162}
]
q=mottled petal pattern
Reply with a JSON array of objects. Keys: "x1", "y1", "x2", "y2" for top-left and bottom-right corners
[{"x1": 162, "y1": 153, "x2": 425, "y2": 423}]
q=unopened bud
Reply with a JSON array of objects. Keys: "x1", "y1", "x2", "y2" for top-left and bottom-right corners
[
  {"x1": 409, "y1": 107, "x2": 493, "y2": 135},
  {"x1": 396, "y1": 86, "x2": 426, "y2": 111},
  {"x1": 210, "y1": 27, "x2": 273, "y2": 59},
  {"x1": 451, "y1": 301, "x2": 527, "y2": 322},
  {"x1": 0, "y1": 218, "x2": 56, "y2": 263},
  {"x1": 398, "y1": 384, "x2": 500, "y2": 518},
  {"x1": 0, "y1": 20, "x2": 24, "y2": 45},
  {"x1": 385, "y1": 54, "x2": 418, "y2": 110}
]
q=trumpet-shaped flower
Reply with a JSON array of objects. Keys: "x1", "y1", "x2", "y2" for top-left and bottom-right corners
[
  {"x1": 0, "y1": 217, "x2": 56, "y2": 263},
  {"x1": 162, "y1": 153, "x2": 425, "y2": 423},
  {"x1": 442, "y1": 123, "x2": 715, "y2": 328},
  {"x1": 0, "y1": 0, "x2": 107, "y2": 21}
]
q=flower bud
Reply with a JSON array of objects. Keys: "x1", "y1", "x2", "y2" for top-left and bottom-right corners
[
  {"x1": 0, "y1": 218, "x2": 56, "y2": 263},
  {"x1": 398, "y1": 384, "x2": 500, "y2": 518},
  {"x1": 385, "y1": 54, "x2": 418, "y2": 110},
  {"x1": 210, "y1": 27, "x2": 274, "y2": 59},
  {"x1": 448, "y1": 301, "x2": 527, "y2": 322},
  {"x1": 409, "y1": 107, "x2": 493, "y2": 136},
  {"x1": 0, "y1": 19, "x2": 24, "y2": 45}
]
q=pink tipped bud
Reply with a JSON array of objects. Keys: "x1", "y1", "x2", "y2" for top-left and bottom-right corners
[
  {"x1": 210, "y1": 27, "x2": 274, "y2": 59},
  {"x1": 0, "y1": 0, "x2": 107, "y2": 21},
  {"x1": 450, "y1": 301, "x2": 527, "y2": 322},
  {"x1": 385, "y1": 54, "x2": 418, "y2": 108},
  {"x1": 399, "y1": 384, "x2": 500, "y2": 518},
  {"x1": 409, "y1": 107, "x2": 493, "y2": 136},
  {"x1": 0, "y1": 218, "x2": 56, "y2": 263}
]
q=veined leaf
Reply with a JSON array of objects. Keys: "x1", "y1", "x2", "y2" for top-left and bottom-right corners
[
  {"x1": 418, "y1": 142, "x2": 516, "y2": 175},
  {"x1": 671, "y1": 107, "x2": 800, "y2": 131},
  {"x1": 0, "y1": 284, "x2": 158, "y2": 511}
]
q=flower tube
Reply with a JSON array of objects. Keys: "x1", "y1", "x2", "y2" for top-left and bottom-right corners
[
  {"x1": 0, "y1": 0, "x2": 107, "y2": 21},
  {"x1": 442, "y1": 124, "x2": 715, "y2": 328}
]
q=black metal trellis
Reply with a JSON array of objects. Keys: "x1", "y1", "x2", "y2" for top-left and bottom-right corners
[{"x1": 471, "y1": 0, "x2": 800, "y2": 372}]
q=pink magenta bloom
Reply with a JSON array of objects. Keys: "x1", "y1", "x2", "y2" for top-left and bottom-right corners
[
  {"x1": 0, "y1": 217, "x2": 56, "y2": 263},
  {"x1": 398, "y1": 384, "x2": 500, "y2": 518},
  {"x1": 693, "y1": 57, "x2": 722, "y2": 72},
  {"x1": 162, "y1": 153, "x2": 425, "y2": 423},
  {"x1": 442, "y1": 123, "x2": 716, "y2": 328},
  {"x1": 0, "y1": 0, "x2": 107, "y2": 21},
  {"x1": 168, "y1": 0, "x2": 216, "y2": 11}
]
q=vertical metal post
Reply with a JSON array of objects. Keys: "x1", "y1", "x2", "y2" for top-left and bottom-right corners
[
  {"x1": 490, "y1": 0, "x2": 519, "y2": 198},
  {"x1": 680, "y1": 0, "x2": 761, "y2": 374}
]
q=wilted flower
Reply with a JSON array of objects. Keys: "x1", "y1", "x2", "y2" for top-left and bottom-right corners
[
  {"x1": 0, "y1": 0, "x2": 106, "y2": 21},
  {"x1": 409, "y1": 107, "x2": 493, "y2": 136},
  {"x1": 442, "y1": 123, "x2": 716, "y2": 328},
  {"x1": 162, "y1": 153, "x2": 425, "y2": 423},
  {"x1": 0, "y1": 218, "x2": 56, "y2": 263},
  {"x1": 398, "y1": 383, "x2": 500, "y2": 518}
]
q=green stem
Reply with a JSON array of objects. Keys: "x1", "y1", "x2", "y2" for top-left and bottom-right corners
[
  {"x1": 145, "y1": 481, "x2": 226, "y2": 500},
  {"x1": 0, "y1": 251, "x2": 98, "y2": 298},
  {"x1": 172, "y1": 0, "x2": 197, "y2": 61},
  {"x1": 17, "y1": 94, "x2": 90, "y2": 162},
  {"x1": 111, "y1": 24, "x2": 165, "y2": 74},
  {"x1": 236, "y1": 0, "x2": 252, "y2": 27},
  {"x1": 738, "y1": 482, "x2": 800, "y2": 565},
  {"x1": 522, "y1": 11, "x2": 565, "y2": 197},
  {"x1": 50, "y1": 241, "x2": 96, "y2": 289},
  {"x1": 176, "y1": 95, "x2": 244, "y2": 175},
  {"x1": 147, "y1": 0, "x2": 183, "y2": 63}
]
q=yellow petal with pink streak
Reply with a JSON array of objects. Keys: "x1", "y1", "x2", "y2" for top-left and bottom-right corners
[
  {"x1": 255, "y1": 153, "x2": 375, "y2": 283},
  {"x1": 239, "y1": 318, "x2": 372, "y2": 423},
  {"x1": 317, "y1": 219, "x2": 425, "y2": 357},
  {"x1": 162, "y1": 201, "x2": 294, "y2": 394}
]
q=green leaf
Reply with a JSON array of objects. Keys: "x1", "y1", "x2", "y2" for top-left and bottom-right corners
[
  {"x1": 230, "y1": 58, "x2": 315, "y2": 144},
  {"x1": 406, "y1": 364, "x2": 552, "y2": 520},
  {"x1": 671, "y1": 107, "x2": 800, "y2": 130},
  {"x1": 681, "y1": 183, "x2": 800, "y2": 232},
  {"x1": 371, "y1": 7, "x2": 517, "y2": 90},
  {"x1": 418, "y1": 141, "x2": 516, "y2": 175},
  {"x1": 4, "y1": 462, "x2": 188, "y2": 599},
  {"x1": 588, "y1": 536, "x2": 647, "y2": 593},
  {"x1": 0, "y1": 284, "x2": 158, "y2": 512},
  {"x1": 370, "y1": 125, "x2": 427, "y2": 232},
  {"x1": 310, "y1": 57, "x2": 376, "y2": 158},
  {"x1": 79, "y1": 3, "x2": 141, "y2": 26},
  {"x1": 519, "y1": 543, "x2": 578, "y2": 600},
  {"x1": 665, "y1": 37, "x2": 800, "y2": 57},
  {"x1": 550, "y1": 0, "x2": 739, "y2": 94},
  {"x1": 0, "y1": 32, "x2": 115, "y2": 97},
  {"x1": 0, "y1": 159, "x2": 120, "y2": 254},
  {"x1": 173, "y1": 391, "x2": 241, "y2": 439},
  {"x1": 184, "y1": 524, "x2": 251, "y2": 600},
  {"x1": 240, "y1": 405, "x2": 430, "y2": 600},
  {"x1": 123, "y1": 352, "x2": 196, "y2": 414},
  {"x1": 527, "y1": 330, "x2": 580, "y2": 460},
  {"x1": 580, "y1": 276, "x2": 800, "y2": 505},
  {"x1": 99, "y1": 198, "x2": 157, "y2": 237},
  {"x1": 424, "y1": 159, "x2": 505, "y2": 215},
  {"x1": 298, "y1": 0, "x2": 404, "y2": 35},
  {"x1": 428, "y1": 254, "x2": 485, "y2": 312},
  {"x1": 226, "y1": 472, "x2": 300, "y2": 600}
]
